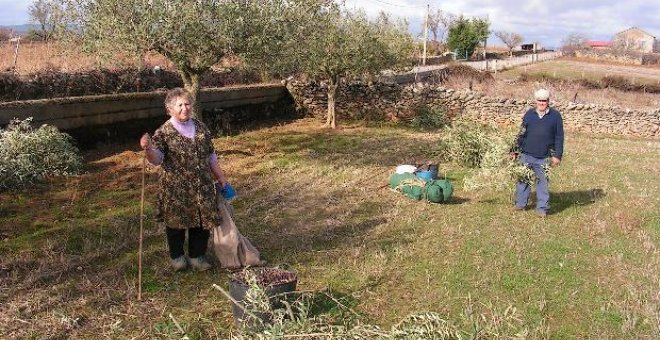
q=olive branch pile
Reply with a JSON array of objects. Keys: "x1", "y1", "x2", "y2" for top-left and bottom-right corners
[
  {"x1": 440, "y1": 119, "x2": 549, "y2": 192},
  {"x1": 214, "y1": 270, "x2": 526, "y2": 339},
  {"x1": 0, "y1": 118, "x2": 83, "y2": 191}
]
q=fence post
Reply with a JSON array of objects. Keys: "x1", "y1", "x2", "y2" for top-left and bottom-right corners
[{"x1": 12, "y1": 36, "x2": 21, "y2": 72}]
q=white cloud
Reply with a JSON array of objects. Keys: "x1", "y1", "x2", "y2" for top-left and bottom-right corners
[{"x1": 344, "y1": 0, "x2": 660, "y2": 48}]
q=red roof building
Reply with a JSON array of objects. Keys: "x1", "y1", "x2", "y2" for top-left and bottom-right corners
[{"x1": 587, "y1": 40, "x2": 612, "y2": 49}]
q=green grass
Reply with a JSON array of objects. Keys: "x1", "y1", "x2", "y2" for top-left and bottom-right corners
[{"x1": 1, "y1": 118, "x2": 658, "y2": 338}]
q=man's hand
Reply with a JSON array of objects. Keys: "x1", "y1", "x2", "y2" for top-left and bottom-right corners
[
  {"x1": 140, "y1": 133, "x2": 152, "y2": 150},
  {"x1": 550, "y1": 156, "x2": 561, "y2": 167},
  {"x1": 508, "y1": 152, "x2": 518, "y2": 161}
]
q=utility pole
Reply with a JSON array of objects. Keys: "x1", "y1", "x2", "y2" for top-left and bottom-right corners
[{"x1": 422, "y1": 4, "x2": 429, "y2": 66}]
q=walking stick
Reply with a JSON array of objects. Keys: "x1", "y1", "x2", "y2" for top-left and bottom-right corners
[{"x1": 138, "y1": 154, "x2": 146, "y2": 301}]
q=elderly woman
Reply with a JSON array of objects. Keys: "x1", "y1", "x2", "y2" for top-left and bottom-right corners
[{"x1": 139, "y1": 88, "x2": 227, "y2": 271}]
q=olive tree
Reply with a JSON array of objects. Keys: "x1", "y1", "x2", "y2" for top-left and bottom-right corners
[
  {"x1": 293, "y1": 7, "x2": 414, "y2": 128},
  {"x1": 57, "y1": 0, "x2": 284, "y2": 120}
]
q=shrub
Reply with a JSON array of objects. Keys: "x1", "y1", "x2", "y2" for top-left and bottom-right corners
[
  {"x1": 0, "y1": 118, "x2": 83, "y2": 191},
  {"x1": 409, "y1": 105, "x2": 450, "y2": 130},
  {"x1": 601, "y1": 75, "x2": 632, "y2": 90},
  {"x1": 440, "y1": 120, "x2": 500, "y2": 168},
  {"x1": 0, "y1": 67, "x2": 262, "y2": 102},
  {"x1": 440, "y1": 119, "x2": 545, "y2": 191},
  {"x1": 445, "y1": 63, "x2": 494, "y2": 83}
]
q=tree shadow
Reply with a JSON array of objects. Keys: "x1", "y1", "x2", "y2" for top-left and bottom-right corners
[
  {"x1": 241, "y1": 129, "x2": 445, "y2": 169},
  {"x1": 550, "y1": 188, "x2": 606, "y2": 215}
]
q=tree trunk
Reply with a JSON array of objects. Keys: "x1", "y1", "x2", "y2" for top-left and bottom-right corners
[
  {"x1": 181, "y1": 71, "x2": 203, "y2": 121},
  {"x1": 325, "y1": 78, "x2": 338, "y2": 129}
]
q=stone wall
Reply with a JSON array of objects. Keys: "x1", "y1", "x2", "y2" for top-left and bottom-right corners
[
  {"x1": 287, "y1": 81, "x2": 659, "y2": 138},
  {"x1": 0, "y1": 84, "x2": 297, "y2": 148},
  {"x1": 575, "y1": 49, "x2": 660, "y2": 66}
]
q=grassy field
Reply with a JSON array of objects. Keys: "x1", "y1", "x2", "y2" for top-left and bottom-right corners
[
  {"x1": 498, "y1": 58, "x2": 660, "y2": 85},
  {"x1": 1, "y1": 119, "x2": 659, "y2": 338}
]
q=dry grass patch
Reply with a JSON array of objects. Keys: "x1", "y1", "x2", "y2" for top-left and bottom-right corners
[
  {"x1": 453, "y1": 58, "x2": 660, "y2": 110},
  {"x1": 1, "y1": 119, "x2": 658, "y2": 338}
]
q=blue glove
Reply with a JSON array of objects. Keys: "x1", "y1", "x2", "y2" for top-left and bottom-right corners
[{"x1": 221, "y1": 183, "x2": 236, "y2": 200}]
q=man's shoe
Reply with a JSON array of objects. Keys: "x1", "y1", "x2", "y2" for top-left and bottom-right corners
[
  {"x1": 170, "y1": 256, "x2": 188, "y2": 272},
  {"x1": 513, "y1": 205, "x2": 526, "y2": 211},
  {"x1": 536, "y1": 210, "x2": 547, "y2": 218},
  {"x1": 190, "y1": 256, "x2": 213, "y2": 272}
]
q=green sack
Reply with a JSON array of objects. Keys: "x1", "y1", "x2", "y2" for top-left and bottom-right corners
[
  {"x1": 425, "y1": 179, "x2": 453, "y2": 203},
  {"x1": 388, "y1": 173, "x2": 453, "y2": 203}
]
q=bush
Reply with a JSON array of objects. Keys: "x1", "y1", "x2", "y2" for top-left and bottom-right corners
[
  {"x1": 445, "y1": 63, "x2": 494, "y2": 83},
  {"x1": 441, "y1": 120, "x2": 500, "y2": 168},
  {"x1": 440, "y1": 119, "x2": 543, "y2": 191},
  {"x1": 0, "y1": 118, "x2": 83, "y2": 191},
  {"x1": 409, "y1": 105, "x2": 450, "y2": 130},
  {"x1": 0, "y1": 67, "x2": 262, "y2": 102}
]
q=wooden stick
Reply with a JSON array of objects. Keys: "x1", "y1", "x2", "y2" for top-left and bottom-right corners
[
  {"x1": 138, "y1": 155, "x2": 146, "y2": 301},
  {"x1": 168, "y1": 313, "x2": 187, "y2": 337}
]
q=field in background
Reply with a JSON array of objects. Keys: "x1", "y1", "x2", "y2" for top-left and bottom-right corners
[
  {"x1": 441, "y1": 58, "x2": 660, "y2": 110},
  {"x1": 1, "y1": 119, "x2": 658, "y2": 338},
  {"x1": 0, "y1": 41, "x2": 175, "y2": 74},
  {"x1": 499, "y1": 58, "x2": 660, "y2": 85}
]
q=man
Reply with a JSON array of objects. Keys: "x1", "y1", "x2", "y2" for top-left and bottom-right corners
[{"x1": 510, "y1": 88, "x2": 564, "y2": 217}]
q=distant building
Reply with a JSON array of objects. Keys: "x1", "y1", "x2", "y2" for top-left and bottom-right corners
[
  {"x1": 515, "y1": 42, "x2": 542, "y2": 52},
  {"x1": 613, "y1": 27, "x2": 657, "y2": 53},
  {"x1": 586, "y1": 40, "x2": 611, "y2": 50}
]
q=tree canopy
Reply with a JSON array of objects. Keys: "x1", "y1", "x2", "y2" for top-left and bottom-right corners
[
  {"x1": 295, "y1": 7, "x2": 414, "y2": 128},
  {"x1": 446, "y1": 16, "x2": 490, "y2": 60},
  {"x1": 56, "y1": 0, "x2": 413, "y2": 127},
  {"x1": 29, "y1": 0, "x2": 63, "y2": 42},
  {"x1": 494, "y1": 30, "x2": 523, "y2": 57},
  {"x1": 58, "y1": 0, "x2": 318, "y2": 120}
]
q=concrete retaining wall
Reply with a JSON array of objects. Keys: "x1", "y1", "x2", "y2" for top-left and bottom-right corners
[{"x1": 0, "y1": 83, "x2": 289, "y2": 130}]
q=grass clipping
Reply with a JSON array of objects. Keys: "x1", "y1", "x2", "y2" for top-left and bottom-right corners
[
  {"x1": 214, "y1": 270, "x2": 526, "y2": 339},
  {"x1": 441, "y1": 120, "x2": 548, "y2": 192}
]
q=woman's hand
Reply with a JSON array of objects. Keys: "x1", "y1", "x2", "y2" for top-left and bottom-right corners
[
  {"x1": 140, "y1": 133, "x2": 152, "y2": 150},
  {"x1": 550, "y1": 156, "x2": 561, "y2": 167}
]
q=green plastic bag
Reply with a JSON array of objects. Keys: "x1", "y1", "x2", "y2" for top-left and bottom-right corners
[{"x1": 389, "y1": 173, "x2": 453, "y2": 203}]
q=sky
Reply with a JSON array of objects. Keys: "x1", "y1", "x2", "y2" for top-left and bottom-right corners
[
  {"x1": 345, "y1": 0, "x2": 660, "y2": 48},
  {"x1": 1, "y1": 0, "x2": 658, "y2": 49}
]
